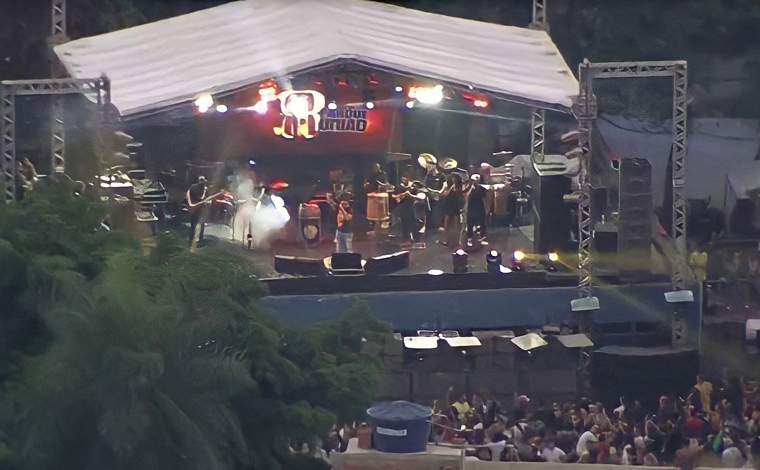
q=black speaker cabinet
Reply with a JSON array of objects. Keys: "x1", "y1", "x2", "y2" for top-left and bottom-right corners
[
  {"x1": 274, "y1": 255, "x2": 322, "y2": 276},
  {"x1": 534, "y1": 174, "x2": 572, "y2": 253},
  {"x1": 617, "y1": 220, "x2": 652, "y2": 271},
  {"x1": 331, "y1": 252, "x2": 363, "y2": 271},
  {"x1": 365, "y1": 251, "x2": 410, "y2": 275}
]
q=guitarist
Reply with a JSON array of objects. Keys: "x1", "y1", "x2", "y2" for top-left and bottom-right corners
[{"x1": 186, "y1": 176, "x2": 216, "y2": 247}]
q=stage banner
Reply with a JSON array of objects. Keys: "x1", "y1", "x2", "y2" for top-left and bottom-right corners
[{"x1": 198, "y1": 88, "x2": 402, "y2": 161}]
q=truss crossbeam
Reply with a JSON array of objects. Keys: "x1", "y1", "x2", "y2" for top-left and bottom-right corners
[
  {"x1": 0, "y1": 76, "x2": 110, "y2": 201},
  {"x1": 530, "y1": 108, "x2": 546, "y2": 164}
]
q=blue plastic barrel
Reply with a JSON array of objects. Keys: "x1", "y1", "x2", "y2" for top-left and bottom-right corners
[{"x1": 366, "y1": 401, "x2": 432, "y2": 453}]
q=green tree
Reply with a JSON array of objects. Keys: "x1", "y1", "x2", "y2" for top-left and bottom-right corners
[{"x1": 0, "y1": 184, "x2": 391, "y2": 470}]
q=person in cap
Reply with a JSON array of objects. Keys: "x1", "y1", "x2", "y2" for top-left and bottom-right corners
[{"x1": 186, "y1": 176, "x2": 210, "y2": 246}]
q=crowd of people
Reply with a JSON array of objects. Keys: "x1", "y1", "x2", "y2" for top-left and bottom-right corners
[{"x1": 425, "y1": 376, "x2": 760, "y2": 468}]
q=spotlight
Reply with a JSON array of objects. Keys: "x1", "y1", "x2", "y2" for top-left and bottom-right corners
[
  {"x1": 215, "y1": 104, "x2": 228, "y2": 113},
  {"x1": 486, "y1": 249, "x2": 502, "y2": 273},
  {"x1": 395, "y1": 85, "x2": 403, "y2": 92},
  {"x1": 409, "y1": 84, "x2": 443, "y2": 105},
  {"x1": 510, "y1": 250, "x2": 525, "y2": 270},
  {"x1": 194, "y1": 94, "x2": 214, "y2": 110},
  {"x1": 248, "y1": 159, "x2": 256, "y2": 166},
  {"x1": 427, "y1": 269, "x2": 444, "y2": 276},
  {"x1": 452, "y1": 248, "x2": 468, "y2": 274},
  {"x1": 327, "y1": 102, "x2": 337, "y2": 110},
  {"x1": 366, "y1": 101, "x2": 375, "y2": 109},
  {"x1": 543, "y1": 252, "x2": 559, "y2": 272},
  {"x1": 405, "y1": 101, "x2": 415, "y2": 109},
  {"x1": 473, "y1": 99, "x2": 488, "y2": 108}
]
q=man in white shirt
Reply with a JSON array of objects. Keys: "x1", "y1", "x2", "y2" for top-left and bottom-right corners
[
  {"x1": 576, "y1": 425, "x2": 599, "y2": 456},
  {"x1": 540, "y1": 440, "x2": 567, "y2": 463}
]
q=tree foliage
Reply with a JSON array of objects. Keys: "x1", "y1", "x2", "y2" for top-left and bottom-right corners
[{"x1": 0, "y1": 185, "x2": 392, "y2": 470}]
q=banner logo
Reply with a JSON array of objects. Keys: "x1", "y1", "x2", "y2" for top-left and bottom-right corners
[{"x1": 273, "y1": 90, "x2": 369, "y2": 139}]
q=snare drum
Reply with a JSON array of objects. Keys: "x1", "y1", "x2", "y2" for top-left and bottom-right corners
[{"x1": 367, "y1": 192, "x2": 390, "y2": 221}]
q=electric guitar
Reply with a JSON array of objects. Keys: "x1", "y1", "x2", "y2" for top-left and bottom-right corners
[{"x1": 185, "y1": 190, "x2": 224, "y2": 212}]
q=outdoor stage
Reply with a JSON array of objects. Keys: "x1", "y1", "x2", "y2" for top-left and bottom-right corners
[{"x1": 205, "y1": 223, "x2": 538, "y2": 278}]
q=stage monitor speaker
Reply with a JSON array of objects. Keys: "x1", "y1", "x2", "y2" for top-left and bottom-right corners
[
  {"x1": 274, "y1": 255, "x2": 322, "y2": 277},
  {"x1": 534, "y1": 174, "x2": 572, "y2": 253},
  {"x1": 365, "y1": 251, "x2": 410, "y2": 275},
  {"x1": 331, "y1": 252, "x2": 363, "y2": 271}
]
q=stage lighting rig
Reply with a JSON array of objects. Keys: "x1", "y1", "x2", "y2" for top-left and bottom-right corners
[
  {"x1": 486, "y1": 249, "x2": 502, "y2": 274},
  {"x1": 510, "y1": 250, "x2": 525, "y2": 270},
  {"x1": 542, "y1": 252, "x2": 559, "y2": 271},
  {"x1": 452, "y1": 249, "x2": 468, "y2": 274}
]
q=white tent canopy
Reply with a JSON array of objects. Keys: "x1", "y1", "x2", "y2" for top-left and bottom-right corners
[
  {"x1": 54, "y1": 0, "x2": 579, "y2": 117},
  {"x1": 596, "y1": 115, "x2": 760, "y2": 209}
]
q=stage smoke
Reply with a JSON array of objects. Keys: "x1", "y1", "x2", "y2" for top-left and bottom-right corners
[{"x1": 234, "y1": 179, "x2": 290, "y2": 249}]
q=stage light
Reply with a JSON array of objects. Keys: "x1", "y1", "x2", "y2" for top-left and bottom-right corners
[
  {"x1": 473, "y1": 99, "x2": 488, "y2": 108},
  {"x1": 215, "y1": 104, "x2": 228, "y2": 113},
  {"x1": 194, "y1": 94, "x2": 214, "y2": 110},
  {"x1": 252, "y1": 100, "x2": 268, "y2": 114},
  {"x1": 499, "y1": 265, "x2": 512, "y2": 274},
  {"x1": 428, "y1": 269, "x2": 444, "y2": 276},
  {"x1": 366, "y1": 101, "x2": 375, "y2": 109},
  {"x1": 486, "y1": 249, "x2": 502, "y2": 273},
  {"x1": 327, "y1": 102, "x2": 337, "y2": 110},
  {"x1": 543, "y1": 252, "x2": 559, "y2": 271},
  {"x1": 405, "y1": 101, "x2": 415, "y2": 109},
  {"x1": 452, "y1": 248, "x2": 468, "y2": 274},
  {"x1": 248, "y1": 159, "x2": 256, "y2": 166},
  {"x1": 395, "y1": 85, "x2": 403, "y2": 92},
  {"x1": 409, "y1": 85, "x2": 444, "y2": 105},
  {"x1": 510, "y1": 250, "x2": 525, "y2": 270}
]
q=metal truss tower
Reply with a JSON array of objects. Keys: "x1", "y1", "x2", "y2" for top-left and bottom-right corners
[
  {"x1": 1, "y1": 77, "x2": 111, "y2": 201},
  {"x1": 49, "y1": 0, "x2": 69, "y2": 174},
  {"x1": 574, "y1": 60, "x2": 689, "y2": 344},
  {"x1": 529, "y1": 0, "x2": 548, "y2": 165}
]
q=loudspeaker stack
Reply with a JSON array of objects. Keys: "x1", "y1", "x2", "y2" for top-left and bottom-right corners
[
  {"x1": 534, "y1": 174, "x2": 573, "y2": 254},
  {"x1": 618, "y1": 158, "x2": 653, "y2": 271}
]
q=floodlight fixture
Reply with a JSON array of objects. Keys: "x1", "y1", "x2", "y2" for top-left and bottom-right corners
[
  {"x1": 665, "y1": 290, "x2": 694, "y2": 303},
  {"x1": 511, "y1": 333, "x2": 548, "y2": 351},
  {"x1": 570, "y1": 296, "x2": 601, "y2": 312}
]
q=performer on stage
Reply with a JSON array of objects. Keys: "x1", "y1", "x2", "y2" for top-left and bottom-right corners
[
  {"x1": 465, "y1": 174, "x2": 489, "y2": 247},
  {"x1": 424, "y1": 164, "x2": 445, "y2": 230},
  {"x1": 393, "y1": 177, "x2": 416, "y2": 246},
  {"x1": 364, "y1": 163, "x2": 388, "y2": 193},
  {"x1": 335, "y1": 197, "x2": 354, "y2": 253},
  {"x1": 439, "y1": 173, "x2": 464, "y2": 246},
  {"x1": 186, "y1": 176, "x2": 210, "y2": 246}
]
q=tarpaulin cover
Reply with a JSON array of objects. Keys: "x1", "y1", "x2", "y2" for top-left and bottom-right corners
[
  {"x1": 367, "y1": 401, "x2": 432, "y2": 421},
  {"x1": 54, "y1": 0, "x2": 578, "y2": 117}
]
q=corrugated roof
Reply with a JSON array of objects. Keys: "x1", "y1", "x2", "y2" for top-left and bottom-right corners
[{"x1": 54, "y1": 0, "x2": 579, "y2": 117}]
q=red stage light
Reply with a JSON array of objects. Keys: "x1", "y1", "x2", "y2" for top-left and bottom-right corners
[
  {"x1": 270, "y1": 179, "x2": 290, "y2": 191},
  {"x1": 369, "y1": 76, "x2": 379, "y2": 85},
  {"x1": 336, "y1": 78, "x2": 349, "y2": 86}
]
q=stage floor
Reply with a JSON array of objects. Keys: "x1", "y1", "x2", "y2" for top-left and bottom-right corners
[{"x1": 203, "y1": 223, "x2": 547, "y2": 277}]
